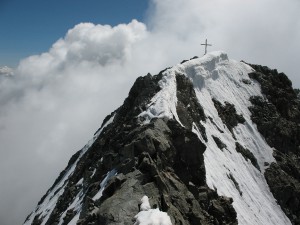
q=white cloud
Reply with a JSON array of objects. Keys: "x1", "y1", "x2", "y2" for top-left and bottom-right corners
[
  {"x1": 18, "y1": 20, "x2": 147, "y2": 76},
  {"x1": 147, "y1": 0, "x2": 300, "y2": 87},
  {"x1": 0, "y1": 20, "x2": 149, "y2": 225},
  {"x1": 0, "y1": 66, "x2": 14, "y2": 76},
  {"x1": 1, "y1": 0, "x2": 300, "y2": 224}
]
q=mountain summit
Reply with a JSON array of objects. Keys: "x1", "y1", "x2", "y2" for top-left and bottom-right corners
[{"x1": 24, "y1": 52, "x2": 300, "y2": 225}]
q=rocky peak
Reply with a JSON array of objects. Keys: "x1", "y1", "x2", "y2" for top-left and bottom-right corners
[{"x1": 24, "y1": 52, "x2": 298, "y2": 225}]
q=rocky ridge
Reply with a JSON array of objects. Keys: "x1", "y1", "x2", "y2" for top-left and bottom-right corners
[
  {"x1": 24, "y1": 52, "x2": 298, "y2": 225},
  {"x1": 247, "y1": 63, "x2": 300, "y2": 224}
]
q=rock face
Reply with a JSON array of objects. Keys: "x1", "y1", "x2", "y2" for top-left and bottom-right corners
[
  {"x1": 247, "y1": 64, "x2": 300, "y2": 225},
  {"x1": 24, "y1": 52, "x2": 299, "y2": 225},
  {"x1": 212, "y1": 99, "x2": 245, "y2": 133}
]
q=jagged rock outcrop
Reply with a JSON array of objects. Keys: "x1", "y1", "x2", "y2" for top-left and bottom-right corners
[
  {"x1": 247, "y1": 63, "x2": 300, "y2": 225},
  {"x1": 212, "y1": 99, "x2": 245, "y2": 133}
]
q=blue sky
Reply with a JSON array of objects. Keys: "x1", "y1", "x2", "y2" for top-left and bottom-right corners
[{"x1": 0, "y1": 0, "x2": 149, "y2": 66}]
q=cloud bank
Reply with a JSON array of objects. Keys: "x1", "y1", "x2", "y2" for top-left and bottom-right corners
[
  {"x1": 0, "y1": 20, "x2": 150, "y2": 225},
  {"x1": 1, "y1": 0, "x2": 300, "y2": 224}
]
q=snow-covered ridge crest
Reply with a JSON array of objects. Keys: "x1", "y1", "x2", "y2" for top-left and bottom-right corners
[
  {"x1": 139, "y1": 51, "x2": 291, "y2": 225},
  {"x1": 138, "y1": 51, "x2": 229, "y2": 125},
  {"x1": 138, "y1": 67, "x2": 182, "y2": 124}
]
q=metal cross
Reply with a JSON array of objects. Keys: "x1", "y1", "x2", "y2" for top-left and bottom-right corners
[{"x1": 201, "y1": 39, "x2": 212, "y2": 55}]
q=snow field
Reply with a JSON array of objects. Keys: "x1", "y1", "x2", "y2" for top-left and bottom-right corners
[
  {"x1": 139, "y1": 51, "x2": 291, "y2": 225},
  {"x1": 181, "y1": 52, "x2": 291, "y2": 225}
]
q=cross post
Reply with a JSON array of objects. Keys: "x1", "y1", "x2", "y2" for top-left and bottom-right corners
[{"x1": 201, "y1": 39, "x2": 212, "y2": 55}]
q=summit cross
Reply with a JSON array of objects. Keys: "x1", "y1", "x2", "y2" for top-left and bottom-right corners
[{"x1": 201, "y1": 39, "x2": 212, "y2": 55}]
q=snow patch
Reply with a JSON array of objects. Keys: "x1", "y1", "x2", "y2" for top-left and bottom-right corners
[
  {"x1": 139, "y1": 69, "x2": 182, "y2": 125},
  {"x1": 140, "y1": 196, "x2": 151, "y2": 211},
  {"x1": 76, "y1": 178, "x2": 83, "y2": 186},
  {"x1": 90, "y1": 168, "x2": 97, "y2": 178},
  {"x1": 134, "y1": 195, "x2": 172, "y2": 225},
  {"x1": 93, "y1": 169, "x2": 118, "y2": 200}
]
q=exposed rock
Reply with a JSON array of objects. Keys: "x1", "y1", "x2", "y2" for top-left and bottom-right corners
[
  {"x1": 32, "y1": 214, "x2": 43, "y2": 225},
  {"x1": 212, "y1": 136, "x2": 227, "y2": 150},
  {"x1": 265, "y1": 150, "x2": 300, "y2": 225},
  {"x1": 180, "y1": 56, "x2": 199, "y2": 64},
  {"x1": 227, "y1": 173, "x2": 242, "y2": 196},
  {"x1": 235, "y1": 142, "x2": 260, "y2": 171},
  {"x1": 175, "y1": 73, "x2": 207, "y2": 141},
  {"x1": 249, "y1": 96, "x2": 299, "y2": 155},
  {"x1": 212, "y1": 99, "x2": 245, "y2": 133},
  {"x1": 241, "y1": 79, "x2": 251, "y2": 85},
  {"x1": 249, "y1": 65, "x2": 300, "y2": 123},
  {"x1": 62, "y1": 209, "x2": 76, "y2": 225},
  {"x1": 248, "y1": 63, "x2": 300, "y2": 224}
]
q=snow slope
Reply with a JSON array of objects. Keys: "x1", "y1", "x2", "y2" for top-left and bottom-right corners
[{"x1": 139, "y1": 51, "x2": 291, "y2": 225}]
